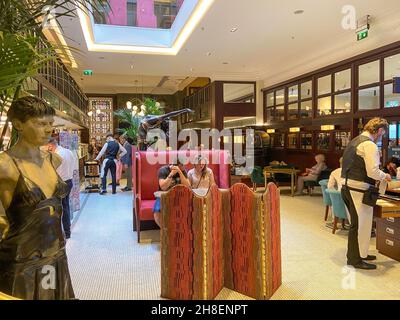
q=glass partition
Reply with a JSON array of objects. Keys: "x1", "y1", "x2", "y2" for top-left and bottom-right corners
[
  {"x1": 275, "y1": 89, "x2": 285, "y2": 105},
  {"x1": 300, "y1": 100, "x2": 313, "y2": 118},
  {"x1": 335, "y1": 69, "x2": 351, "y2": 91},
  {"x1": 316, "y1": 132, "x2": 331, "y2": 151},
  {"x1": 358, "y1": 86, "x2": 380, "y2": 110},
  {"x1": 359, "y1": 60, "x2": 380, "y2": 86},
  {"x1": 287, "y1": 133, "x2": 298, "y2": 149},
  {"x1": 334, "y1": 92, "x2": 351, "y2": 114},
  {"x1": 300, "y1": 133, "x2": 313, "y2": 150},
  {"x1": 335, "y1": 131, "x2": 351, "y2": 151},
  {"x1": 288, "y1": 85, "x2": 299, "y2": 102},
  {"x1": 42, "y1": 86, "x2": 60, "y2": 111},
  {"x1": 301, "y1": 81, "x2": 312, "y2": 99},
  {"x1": 318, "y1": 75, "x2": 331, "y2": 95},
  {"x1": 385, "y1": 53, "x2": 400, "y2": 81},
  {"x1": 384, "y1": 83, "x2": 400, "y2": 108},
  {"x1": 317, "y1": 97, "x2": 332, "y2": 116}
]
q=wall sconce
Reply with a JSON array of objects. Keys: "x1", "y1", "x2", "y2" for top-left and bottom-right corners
[
  {"x1": 321, "y1": 125, "x2": 335, "y2": 131},
  {"x1": 267, "y1": 129, "x2": 275, "y2": 134},
  {"x1": 289, "y1": 127, "x2": 300, "y2": 133}
]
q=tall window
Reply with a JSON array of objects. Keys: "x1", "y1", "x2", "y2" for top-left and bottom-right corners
[
  {"x1": 334, "y1": 69, "x2": 351, "y2": 114},
  {"x1": 384, "y1": 54, "x2": 400, "y2": 108},
  {"x1": 317, "y1": 74, "x2": 332, "y2": 116},
  {"x1": 288, "y1": 84, "x2": 299, "y2": 120},
  {"x1": 265, "y1": 88, "x2": 285, "y2": 122},
  {"x1": 358, "y1": 60, "x2": 380, "y2": 111},
  {"x1": 300, "y1": 81, "x2": 313, "y2": 118}
]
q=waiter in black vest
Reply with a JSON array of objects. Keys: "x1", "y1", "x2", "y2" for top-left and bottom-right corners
[
  {"x1": 341, "y1": 118, "x2": 391, "y2": 270},
  {"x1": 96, "y1": 133, "x2": 127, "y2": 195}
]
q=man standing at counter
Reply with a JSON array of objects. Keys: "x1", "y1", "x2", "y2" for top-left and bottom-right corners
[
  {"x1": 96, "y1": 133, "x2": 127, "y2": 195},
  {"x1": 341, "y1": 118, "x2": 392, "y2": 270}
]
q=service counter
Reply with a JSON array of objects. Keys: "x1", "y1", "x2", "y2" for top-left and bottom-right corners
[{"x1": 374, "y1": 199, "x2": 400, "y2": 261}]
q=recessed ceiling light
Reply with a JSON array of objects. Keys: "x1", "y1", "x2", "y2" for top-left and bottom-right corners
[
  {"x1": 294, "y1": 10, "x2": 304, "y2": 15},
  {"x1": 230, "y1": 27, "x2": 238, "y2": 32},
  {"x1": 130, "y1": 65, "x2": 134, "y2": 69}
]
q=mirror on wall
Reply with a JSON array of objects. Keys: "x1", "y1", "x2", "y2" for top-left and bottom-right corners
[{"x1": 223, "y1": 83, "x2": 255, "y2": 103}]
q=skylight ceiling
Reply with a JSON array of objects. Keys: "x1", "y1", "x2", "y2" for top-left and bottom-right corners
[{"x1": 77, "y1": 0, "x2": 214, "y2": 55}]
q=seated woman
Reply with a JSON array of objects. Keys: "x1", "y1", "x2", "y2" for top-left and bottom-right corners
[
  {"x1": 153, "y1": 159, "x2": 191, "y2": 227},
  {"x1": 295, "y1": 154, "x2": 327, "y2": 195},
  {"x1": 383, "y1": 157, "x2": 399, "y2": 177},
  {"x1": 188, "y1": 155, "x2": 216, "y2": 190}
]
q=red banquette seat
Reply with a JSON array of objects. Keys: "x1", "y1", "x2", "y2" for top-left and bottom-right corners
[{"x1": 132, "y1": 149, "x2": 230, "y2": 242}]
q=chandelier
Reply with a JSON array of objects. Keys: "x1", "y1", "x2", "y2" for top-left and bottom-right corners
[
  {"x1": 126, "y1": 98, "x2": 146, "y2": 117},
  {"x1": 125, "y1": 78, "x2": 160, "y2": 117}
]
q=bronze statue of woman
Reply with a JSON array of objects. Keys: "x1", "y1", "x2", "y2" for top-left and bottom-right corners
[{"x1": 0, "y1": 96, "x2": 75, "y2": 300}]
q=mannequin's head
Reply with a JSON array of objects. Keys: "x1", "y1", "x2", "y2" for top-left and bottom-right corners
[{"x1": 8, "y1": 96, "x2": 55, "y2": 147}]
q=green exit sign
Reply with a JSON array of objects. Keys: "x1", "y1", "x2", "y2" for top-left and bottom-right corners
[
  {"x1": 83, "y1": 69, "x2": 93, "y2": 76},
  {"x1": 357, "y1": 29, "x2": 368, "y2": 41}
]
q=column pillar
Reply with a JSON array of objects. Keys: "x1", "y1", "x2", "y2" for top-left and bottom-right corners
[
  {"x1": 137, "y1": 0, "x2": 157, "y2": 28},
  {"x1": 106, "y1": 0, "x2": 128, "y2": 26},
  {"x1": 177, "y1": 0, "x2": 185, "y2": 11}
]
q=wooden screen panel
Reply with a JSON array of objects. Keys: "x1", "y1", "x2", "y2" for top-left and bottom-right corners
[
  {"x1": 160, "y1": 186, "x2": 194, "y2": 300},
  {"x1": 263, "y1": 183, "x2": 282, "y2": 299}
]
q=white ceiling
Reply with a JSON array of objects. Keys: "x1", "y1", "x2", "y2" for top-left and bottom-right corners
[{"x1": 58, "y1": 0, "x2": 400, "y2": 94}]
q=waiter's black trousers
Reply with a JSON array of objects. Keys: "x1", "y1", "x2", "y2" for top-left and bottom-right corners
[
  {"x1": 102, "y1": 159, "x2": 117, "y2": 193},
  {"x1": 341, "y1": 186, "x2": 362, "y2": 265}
]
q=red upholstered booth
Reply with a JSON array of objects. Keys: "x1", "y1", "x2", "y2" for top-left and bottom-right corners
[{"x1": 133, "y1": 150, "x2": 230, "y2": 242}]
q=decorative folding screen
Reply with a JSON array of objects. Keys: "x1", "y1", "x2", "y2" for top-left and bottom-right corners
[{"x1": 160, "y1": 183, "x2": 281, "y2": 300}]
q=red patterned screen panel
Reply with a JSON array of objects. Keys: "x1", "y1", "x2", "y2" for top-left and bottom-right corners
[{"x1": 160, "y1": 183, "x2": 281, "y2": 300}]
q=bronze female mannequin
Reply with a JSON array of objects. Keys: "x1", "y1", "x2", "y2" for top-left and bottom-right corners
[{"x1": 0, "y1": 96, "x2": 75, "y2": 300}]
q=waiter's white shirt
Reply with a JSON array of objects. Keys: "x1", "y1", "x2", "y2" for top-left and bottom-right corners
[
  {"x1": 341, "y1": 131, "x2": 386, "y2": 190},
  {"x1": 328, "y1": 168, "x2": 343, "y2": 190},
  {"x1": 95, "y1": 138, "x2": 127, "y2": 161},
  {"x1": 55, "y1": 145, "x2": 75, "y2": 181}
]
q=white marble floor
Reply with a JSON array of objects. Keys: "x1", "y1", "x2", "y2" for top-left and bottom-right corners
[{"x1": 66, "y1": 185, "x2": 400, "y2": 300}]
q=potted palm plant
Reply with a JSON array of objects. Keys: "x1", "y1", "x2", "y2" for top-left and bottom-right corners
[
  {"x1": 0, "y1": 0, "x2": 109, "y2": 148},
  {"x1": 114, "y1": 97, "x2": 164, "y2": 145}
]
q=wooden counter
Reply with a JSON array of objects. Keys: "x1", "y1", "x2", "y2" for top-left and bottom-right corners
[
  {"x1": 374, "y1": 198, "x2": 400, "y2": 261},
  {"x1": 374, "y1": 199, "x2": 400, "y2": 218}
]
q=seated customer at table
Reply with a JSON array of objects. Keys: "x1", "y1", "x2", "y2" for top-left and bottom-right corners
[
  {"x1": 188, "y1": 155, "x2": 216, "y2": 190},
  {"x1": 328, "y1": 157, "x2": 343, "y2": 191},
  {"x1": 153, "y1": 160, "x2": 191, "y2": 227},
  {"x1": 295, "y1": 154, "x2": 327, "y2": 196},
  {"x1": 383, "y1": 157, "x2": 399, "y2": 177}
]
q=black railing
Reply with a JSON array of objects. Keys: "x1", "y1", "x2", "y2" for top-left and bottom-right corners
[{"x1": 181, "y1": 84, "x2": 212, "y2": 124}]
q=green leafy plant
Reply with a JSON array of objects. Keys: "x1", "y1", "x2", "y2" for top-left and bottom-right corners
[
  {"x1": 114, "y1": 98, "x2": 164, "y2": 144},
  {"x1": 0, "y1": 0, "x2": 109, "y2": 147}
]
